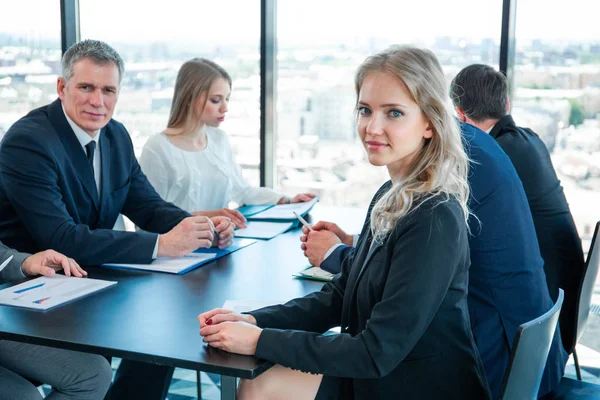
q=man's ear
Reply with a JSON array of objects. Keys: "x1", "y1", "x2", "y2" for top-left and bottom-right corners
[
  {"x1": 455, "y1": 107, "x2": 467, "y2": 123},
  {"x1": 57, "y1": 77, "x2": 66, "y2": 99},
  {"x1": 506, "y1": 99, "x2": 511, "y2": 113}
]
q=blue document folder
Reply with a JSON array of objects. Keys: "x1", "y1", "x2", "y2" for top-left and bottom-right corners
[
  {"x1": 247, "y1": 198, "x2": 318, "y2": 222},
  {"x1": 103, "y1": 238, "x2": 256, "y2": 275},
  {"x1": 237, "y1": 204, "x2": 275, "y2": 218}
]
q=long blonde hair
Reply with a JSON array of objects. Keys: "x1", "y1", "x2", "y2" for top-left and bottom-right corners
[
  {"x1": 167, "y1": 58, "x2": 232, "y2": 135},
  {"x1": 355, "y1": 46, "x2": 470, "y2": 243}
]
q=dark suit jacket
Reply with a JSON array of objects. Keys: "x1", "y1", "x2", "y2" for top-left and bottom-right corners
[
  {"x1": 0, "y1": 242, "x2": 29, "y2": 284},
  {"x1": 251, "y1": 185, "x2": 491, "y2": 399},
  {"x1": 0, "y1": 99, "x2": 190, "y2": 265},
  {"x1": 489, "y1": 115, "x2": 585, "y2": 354},
  {"x1": 322, "y1": 124, "x2": 567, "y2": 399}
]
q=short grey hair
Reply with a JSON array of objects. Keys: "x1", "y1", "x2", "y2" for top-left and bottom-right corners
[{"x1": 61, "y1": 39, "x2": 125, "y2": 84}]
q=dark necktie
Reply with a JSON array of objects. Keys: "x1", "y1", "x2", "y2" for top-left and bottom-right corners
[{"x1": 85, "y1": 141, "x2": 96, "y2": 174}]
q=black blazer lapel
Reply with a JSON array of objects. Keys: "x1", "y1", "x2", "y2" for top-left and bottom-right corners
[
  {"x1": 48, "y1": 99, "x2": 100, "y2": 210},
  {"x1": 356, "y1": 239, "x2": 383, "y2": 284},
  {"x1": 341, "y1": 232, "x2": 383, "y2": 330},
  {"x1": 340, "y1": 180, "x2": 392, "y2": 330}
]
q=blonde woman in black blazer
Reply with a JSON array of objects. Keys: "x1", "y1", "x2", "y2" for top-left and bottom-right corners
[{"x1": 198, "y1": 46, "x2": 492, "y2": 399}]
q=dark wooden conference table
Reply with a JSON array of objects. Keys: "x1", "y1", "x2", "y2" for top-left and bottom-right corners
[{"x1": 0, "y1": 205, "x2": 365, "y2": 400}]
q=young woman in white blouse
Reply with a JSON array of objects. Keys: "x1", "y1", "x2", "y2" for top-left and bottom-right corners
[{"x1": 140, "y1": 58, "x2": 315, "y2": 228}]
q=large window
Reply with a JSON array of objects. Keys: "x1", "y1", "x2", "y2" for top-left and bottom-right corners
[
  {"x1": 512, "y1": 0, "x2": 600, "y2": 352},
  {"x1": 512, "y1": 0, "x2": 600, "y2": 256},
  {"x1": 80, "y1": 1, "x2": 262, "y2": 185},
  {"x1": 0, "y1": 1, "x2": 61, "y2": 140},
  {"x1": 275, "y1": 0, "x2": 503, "y2": 207}
]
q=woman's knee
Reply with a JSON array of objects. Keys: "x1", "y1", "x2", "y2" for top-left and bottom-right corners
[
  {"x1": 238, "y1": 374, "x2": 282, "y2": 400},
  {"x1": 238, "y1": 365, "x2": 319, "y2": 400}
]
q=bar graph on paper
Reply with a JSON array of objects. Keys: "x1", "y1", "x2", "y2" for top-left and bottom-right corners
[{"x1": 0, "y1": 275, "x2": 117, "y2": 311}]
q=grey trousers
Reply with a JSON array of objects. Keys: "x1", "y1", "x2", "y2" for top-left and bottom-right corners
[{"x1": 0, "y1": 340, "x2": 112, "y2": 400}]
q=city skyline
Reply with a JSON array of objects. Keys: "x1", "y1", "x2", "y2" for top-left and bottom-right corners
[{"x1": 1, "y1": 15, "x2": 598, "y2": 236}]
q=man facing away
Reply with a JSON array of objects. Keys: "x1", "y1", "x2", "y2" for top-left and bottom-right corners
[
  {"x1": 0, "y1": 40, "x2": 235, "y2": 400},
  {"x1": 450, "y1": 64, "x2": 585, "y2": 356}
]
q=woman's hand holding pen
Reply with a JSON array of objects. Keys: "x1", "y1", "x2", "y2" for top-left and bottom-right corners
[
  {"x1": 198, "y1": 308, "x2": 261, "y2": 355},
  {"x1": 300, "y1": 221, "x2": 351, "y2": 267}
]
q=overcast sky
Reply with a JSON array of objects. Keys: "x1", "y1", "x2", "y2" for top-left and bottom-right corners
[{"x1": 2, "y1": 0, "x2": 598, "y2": 46}]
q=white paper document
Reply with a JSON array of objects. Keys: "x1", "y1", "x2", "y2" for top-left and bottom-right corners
[
  {"x1": 234, "y1": 221, "x2": 293, "y2": 240},
  {"x1": 0, "y1": 275, "x2": 117, "y2": 311},
  {"x1": 248, "y1": 197, "x2": 318, "y2": 220},
  {"x1": 222, "y1": 300, "x2": 282, "y2": 314},
  {"x1": 293, "y1": 266, "x2": 336, "y2": 282},
  {"x1": 105, "y1": 253, "x2": 217, "y2": 274}
]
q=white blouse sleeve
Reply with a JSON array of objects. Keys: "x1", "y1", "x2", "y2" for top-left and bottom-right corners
[
  {"x1": 139, "y1": 136, "x2": 171, "y2": 201},
  {"x1": 220, "y1": 134, "x2": 284, "y2": 206}
]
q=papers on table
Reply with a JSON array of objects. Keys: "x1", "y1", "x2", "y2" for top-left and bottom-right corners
[
  {"x1": 222, "y1": 300, "x2": 282, "y2": 314},
  {"x1": 103, "y1": 238, "x2": 257, "y2": 275},
  {"x1": 247, "y1": 197, "x2": 318, "y2": 221},
  {"x1": 0, "y1": 275, "x2": 116, "y2": 311},
  {"x1": 293, "y1": 266, "x2": 336, "y2": 282},
  {"x1": 237, "y1": 205, "x2": 274, "y2": 218},
  {"x1": 105, "y1": 253, "x2": 217, "y2": 274},
  {"x1": 235, "y1": 221, "x2": 293, "y2": 240}
]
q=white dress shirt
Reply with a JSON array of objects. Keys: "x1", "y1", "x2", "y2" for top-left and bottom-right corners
[
  {"x1": 62, "y1": 106, "x2": 102, "y2": 194},
  {"x1": 139, "y1": 127, "x2": 284, "y2": 212}
]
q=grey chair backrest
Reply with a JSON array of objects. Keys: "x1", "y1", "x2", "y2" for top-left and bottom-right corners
[
  {"x1": 576, "y1": 222, "x2": 600, "y2": 342},
  {"x1": 500, "y1": 289, "x2": 564, "y2": 400}
]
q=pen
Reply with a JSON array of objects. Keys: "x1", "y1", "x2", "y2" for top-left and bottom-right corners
[
  {"x1": 207, "y1": 218, "x2": 220, "y2": 241},
  {"x1": 293, "y1": 211, "x2": 313, "y2": 231},
  {"x1": 0, "y1": 255, "x2": 14, "y2": 274}
]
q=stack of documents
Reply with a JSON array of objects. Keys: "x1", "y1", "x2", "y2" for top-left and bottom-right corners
[
  {"x1": 247, "y1": 197, "x2": 318, "y2": 222},
  {"x1": 293, "y1": 266, "x2": 336, "y2": 282},
  {"x1": 103, "y1": 238, "x2": 256, "y2": 275},
  {"x1": 235, "y1": 221, "x2": 293, "y2": 240},
  {"x1": 0, "y1": 275, "x2": 116, "y2": 311}
]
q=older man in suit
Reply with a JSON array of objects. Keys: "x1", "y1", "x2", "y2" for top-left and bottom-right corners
[
  {"x1": 0, "y1": 40, "x2": 235, "y2": 400},
  {"x1": 0, "y1": 243, "x2": 112, "y2": 400},
  {"x1": 303, "y1": 124, "x2": 567, "y2": 399},
  {"x1": 451, "y1": 64, "x2": 585, "y2": 356}
]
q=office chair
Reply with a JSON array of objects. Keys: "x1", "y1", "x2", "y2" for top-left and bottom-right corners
[
  {"x1": 570, "y1": 222, "x2": 600, "y2": 380},
  {"x1": 500, "y1": 289, "x2": 564, "y2": 400}
]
